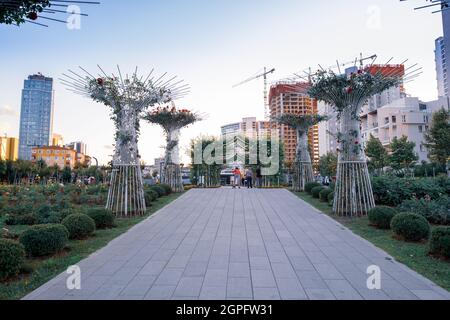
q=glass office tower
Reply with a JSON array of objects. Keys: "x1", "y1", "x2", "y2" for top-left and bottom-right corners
[{"x1": 18, "y1": 74, "x2": 54, "y2": 160}]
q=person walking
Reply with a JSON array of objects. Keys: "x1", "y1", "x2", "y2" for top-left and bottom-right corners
[
  {"x1": 256, "y1": 166, "x2": 262, "y2": 188},
  {"x1": 232, "y1": 167, "x2": 241, "y2": 189},
  {"x1": 245, "y1": 168, "x2": 254, "y2": 189}
]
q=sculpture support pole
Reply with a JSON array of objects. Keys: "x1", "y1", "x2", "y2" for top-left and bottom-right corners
[
  {"x1": 162, "y1": 129, "x2": 184, "y2": 192},
  {"x1": 106, "y1": 106, "x2": 146, "y2": 217},
  {"x1": 294, "y1": 129, "x2": 314, "y2": 192},
  {"x1": 333, "y1": 107, "x2": 375, "y2": 217}
]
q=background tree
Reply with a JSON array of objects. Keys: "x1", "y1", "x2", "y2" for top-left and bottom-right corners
[
  {"x1": 0, "y1": 160, "x2": 6, "y2": 182},
  {"x1": 365, "y1": 134, "x2": 389, "y2": 174},
  {"x1": 319, "y1": 152, "x2": 338, "y2": 177},
  {"x1": 425, "y1": 108, "x2": 450, "y2": 169},
  {"x1": 389, "y1": 136, "x2": 418, "y2": 171}
]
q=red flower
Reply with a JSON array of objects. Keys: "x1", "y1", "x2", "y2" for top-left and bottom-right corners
[
  {"x1": 355, "y1": 141, "x2": 359, "y2": 145},
  {"x1": 346, "y1": 87, "x2": 353, "y2": 94},
  {"x1": 97, "y1": 78, "x2": 104, "y2": 86},
  {"x1": 28, "y1": 12, "x2": 38, "y2": 20}
]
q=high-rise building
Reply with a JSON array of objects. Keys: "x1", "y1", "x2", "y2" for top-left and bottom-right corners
[
  {"x1": 220, "y1": 117, "x2": 271, "y2": 140},
  {"x1": 435, "y1": 10, "x2": 450, "y2": 98},
  {"x1": 18, "y1": 73, "x2": 54, "y2": 160},
  {"x1": 0, "y1": 136, "x2": 19, "y2": 161},
  {"x1": 435, "y1": 37, "x2": 447, "y2": 97},
  {"x1": 52, "y1": 133, "x2": 64, "y2": 147},
  {"x1": 66, "y1": 141, "x2": 87, "y2": 155},
  {"x1": 268, "y1": 83, "x2": 319, "y2": 166}
]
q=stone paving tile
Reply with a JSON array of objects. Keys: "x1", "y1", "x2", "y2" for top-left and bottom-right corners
[{"x1": 24, "y1": 189, "x2": 450, "y2": 300}]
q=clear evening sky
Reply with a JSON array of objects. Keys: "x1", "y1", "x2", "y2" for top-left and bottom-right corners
[{"x1": 0, "y1": 0, "x2": 444, "y2": 165}]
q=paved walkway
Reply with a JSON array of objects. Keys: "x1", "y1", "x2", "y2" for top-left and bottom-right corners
[{"x1": 24, "y1": 188, "x2": 450, "y2": 300}]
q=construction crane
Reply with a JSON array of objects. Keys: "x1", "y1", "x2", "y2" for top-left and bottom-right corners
[{"x1": 233, "y1": 67, "x2": 275, "y2": 120}]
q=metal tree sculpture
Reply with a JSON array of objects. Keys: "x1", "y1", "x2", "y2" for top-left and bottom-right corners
[
  {"x1": 143, "y1": 105, "x2": 201, "y2": 192},
  {"x1": 308, "y1": 68, "x2": 403, "y2": 217},
  {"x1": 61, "y1": 66, "x2": 188, "y2": 217},
  {"x1": 274, "y1": 114, "x2": 327, "y2": 192}
]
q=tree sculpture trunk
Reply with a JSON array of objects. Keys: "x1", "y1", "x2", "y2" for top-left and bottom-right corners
[
  {"x1": 162, "y1": 129, "x2": 183, "y2": 192},
  {"x1": 106, "y1": 105, "x2": 146, "y2": 217},
  {"x1": 293, "y1": 129, "x2": 314, "y2": 192},
  {"x1": 333, "y1": 106, "x2": 375, "y2": 217}
]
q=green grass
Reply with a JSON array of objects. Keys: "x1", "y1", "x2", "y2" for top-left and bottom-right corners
[
  {"x1": 0, "y1": 192, "x2": 183, "y2": 300},
  {"x1": 294, "y1": 191, "x2": 450, "y2": 292}
]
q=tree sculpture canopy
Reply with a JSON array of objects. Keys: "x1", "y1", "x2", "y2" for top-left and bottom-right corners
[
  {"x1": 274, "y1": 114, "x2": 327, "y2": 133},
  {"x1": 143, "y1": 105, "x2": 201, "y2": 133},
  {"x1": 308, "y1": 69, "x2": 402, "y2": 118}
]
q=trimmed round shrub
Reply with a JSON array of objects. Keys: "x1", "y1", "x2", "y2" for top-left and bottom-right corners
[
  {"x1": 0, "y1": 239, "x2": 25, "y2": 281},
  {"x1": 319, "y1": 188, "x2": 333, "y2": 202},
  {"x1": 159, "y1": 184, "x2": 172, "y2": 195},
  {"x1": 311, "y1": 186, "x2": 325, "y2": 199},
  {"x1": 19, "y1": 224, "x2": 69, "y2": 257},
  {"x1": 429, "y1": 227, "x2": 450, "y2": 258},
  {"x1": 305, "y1": 182, "x2": 321, "y2": 194},
  {"x1": 86, "y1": 208, "x2": 115, "y2": 229},
  {"x1": 391, "y1": 213, "x2": 431, "y2": 242},
  {"x1": 62, "y1": 214, "x2": 96, "y2": 240},
  {"x1": 145, "y1": 189, "x2": 159, "y2": 206},
  {"x1": 151, "y1": 185, "x2": 166, "y2": 197},
  {"x1": 368, "y1": 206, "x2": 398, "y2": 229}
]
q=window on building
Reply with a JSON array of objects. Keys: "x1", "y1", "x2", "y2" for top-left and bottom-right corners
[
  {"x1": 418, "y1": 125, "x2": 423, "y2": 133},
  {"x1": 402, "y1": 115, "x2": 406, "y2": 123},
  {"x1": 392, "y1": 116, "x2": 396, "y2": 124}
]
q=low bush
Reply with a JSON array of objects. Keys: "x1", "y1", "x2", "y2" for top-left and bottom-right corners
[
  {"x1": 328, "y1": 191, "x2": 335, "y2": 205},
  {"x1": 305, "y1": 182, "x2": 321, "y2": 194},
  {"x1": 151, "y1": 185, "x2": 166, "y2": 197},
  {"x1": 391, "y1": 213, "x2": 431, "y2": 242},
  {"x1": 0, "y1": 239, "x2": 25, "y2": 281},
  {"x1": 145, "y1": 189, "x2": 159, "y2": 206},
  {"x1": 311, "y1": 186, "x2": 325, "y2": 199},
  {"x1": 19, "y1": 224, "x2": 69, "y2": 257},
  {"x1": 159, "y1": 184, "x2": 172, "y2": 195},
  {"x1": 372, "y1": 176, "x2": 447, "y2": 207},
  {"x1": 36, "y1": 204, "x2": 61, "y2": 224},
  {"x1": 86, "y1": 208, "x2": 115, "y2": 229},
  {"x1": 5, "y1": 213, "x2": 37, "y2": 226},
  {"x1": 399, "y1": 197, "x2": 450, "y2": 226},
  {"x1": 319, "y1": 188, "x2": 333, "y2": 203},
  {"x1": 368, "y1": 206, "x2": 397, "y2": 229},
  {"x1": 62, "y1": 214, "x2": 96, "y2": 239},
  {"x1": 429, "y1": 227, "x2": 450, "y2": 258}
]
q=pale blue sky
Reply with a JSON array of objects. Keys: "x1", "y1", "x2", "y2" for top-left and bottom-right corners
[{"x1": 0, "y1": 0, "x2": 444, "y2": 165}]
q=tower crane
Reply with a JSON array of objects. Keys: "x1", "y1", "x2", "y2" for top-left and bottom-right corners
[{"x1": 233, "y1": 67, "x2": 275, "y2": 120}]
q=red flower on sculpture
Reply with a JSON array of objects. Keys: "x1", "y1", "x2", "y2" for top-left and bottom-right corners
[{"x1": 97, "y1": 78, "x2": 104, "y2": 86}]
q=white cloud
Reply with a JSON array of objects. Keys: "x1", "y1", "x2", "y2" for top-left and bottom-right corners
[{"x1": 0, "y1": 105, "x2": 17, "y2": 117}]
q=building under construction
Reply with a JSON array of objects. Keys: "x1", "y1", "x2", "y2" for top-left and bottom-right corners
[{"x1": 269, "y1": 82, "x2": 319, "y2": 168}]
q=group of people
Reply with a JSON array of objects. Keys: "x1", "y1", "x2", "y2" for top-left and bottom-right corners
[{"x1": 231, "y1": 167, "x2": 262, "y2": 189}]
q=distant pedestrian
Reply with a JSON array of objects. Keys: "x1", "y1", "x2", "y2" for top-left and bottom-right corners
[
  {"x1": 232, "y1": 167, "x2": 241, "y2": 189},
  {"x1": 256, "y1": 166, "x2": 262, "y2": 188},
  {"x1": 245, "y1": 168, "x2": 253, "y2": 189}
]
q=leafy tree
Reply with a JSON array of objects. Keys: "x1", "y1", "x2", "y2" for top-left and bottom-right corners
[
  {"x1": 319, "y1": 152, "x2": 338, "y2": 177},
  {"x1": 0, "y1": 160, "x2": 6, "y2": 182},
  {"x1": 389, "y1": 136, "x2": 418, "y2": 171},
  {"x1": 424, "y1": 108, "x2": 450, "y2": 168},
  {"x1": 61, "y1": 166, "x2": 72, "y2": 183},
  {"x1": 365, "y1": 134, "x2": 389, "y2": 174}
]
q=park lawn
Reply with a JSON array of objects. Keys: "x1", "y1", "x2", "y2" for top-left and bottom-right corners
[
  {"x1": 294, "y1": 191, "x2": 450, "y2": 292},
  {"x1": 0, "y1": 192, "x2": 183, "y2": 300}
]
